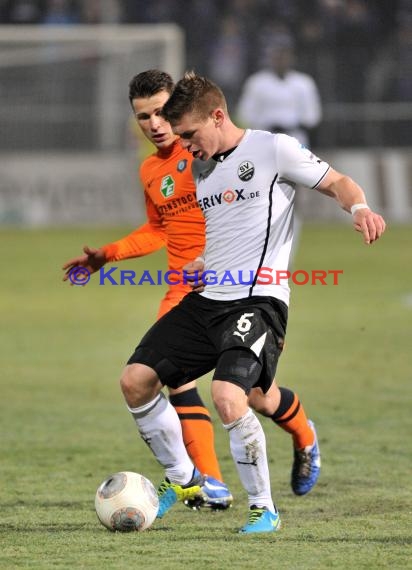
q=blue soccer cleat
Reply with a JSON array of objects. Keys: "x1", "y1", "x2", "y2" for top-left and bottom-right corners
[
  {"x1": 239, "y1": 505, "x2": 281, "y2": 534},
  {"x1": 291, "y1": 419, "x2": 321, "y2": 496},
  {"x1": 156, "y1": 468, "x2": 204, "y2": 519},
  {"x1": 185, "y1": 475, "x2": 233, "y2": 510}
]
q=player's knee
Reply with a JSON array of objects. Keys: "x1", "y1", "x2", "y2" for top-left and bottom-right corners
[
  {"x1": 213, "y1": 396, "x2": 237, "y2": 423},
  {"x1": 212, "y1": 381, "x2": 248, "y2": 424},
  {"x1": 250, "y1": 396, "x2": 275, "y2": 416},
  {"x1": 248, "y1": 384, "x2": 280, "y2": 417},
  {"x1": 120, "y1": 363, "x2": 160, "y2": 407}
]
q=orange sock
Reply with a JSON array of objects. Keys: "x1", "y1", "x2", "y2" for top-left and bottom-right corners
[
  {"x1": 271, "y1": 387, "x2": 314, "y2": 450},
  {"x1": 169, "y1": 388, "x2": 223, "y2": 481}
]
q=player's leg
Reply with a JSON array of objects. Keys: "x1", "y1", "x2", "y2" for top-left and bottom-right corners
[
  {"x1": 158, "y1": 289, "x2": 231, "y2": 508},
  {"x1": 120, "y1": 362, "x2": 203, "y2": 518},
  {"x1": 168, "y1": 382, "x2": 232, "y2": 510},
  {"x1": 213, "y1": 349, "x2": 280, "y2": 534},
  {"x1": 124, "y1": 293, "x2": 224, "y2": 518},
  {"x1": 159, "y1": 291, "x2": 219, "y2": 476},
  {"x1": 168, "y1": 382, "x2": 222, "y2": 481},
  {"x1": 249, "y1": 382, "x2": 321, "y2": 496}
]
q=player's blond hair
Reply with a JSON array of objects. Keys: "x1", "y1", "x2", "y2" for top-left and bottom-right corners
[{"x1": 162, "y1": 71, "x2": 227, "y2": 124}]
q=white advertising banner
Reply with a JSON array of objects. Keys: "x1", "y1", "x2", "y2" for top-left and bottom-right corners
[
  {"x1": 0, "y1": 149, "x2": 410, "y2": 225},
  {"x1": 0, "y1": 153, "x2": 142, "y2": 225}
]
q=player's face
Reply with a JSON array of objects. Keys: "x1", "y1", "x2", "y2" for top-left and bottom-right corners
[
  {"x1": 172, "y1": 111, "x2": 220, "y2": 161},
  {"x1": 132, "y1": 90, "x2": 177, "y2": 150}
]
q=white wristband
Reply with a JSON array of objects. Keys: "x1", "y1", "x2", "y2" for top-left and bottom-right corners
[{"x1": 350, "y1": 203, "x2": 369, "y2": 215}]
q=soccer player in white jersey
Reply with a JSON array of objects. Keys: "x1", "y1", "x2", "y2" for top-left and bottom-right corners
[{"x1": 119, "y1": 72, "x2": 386, "y2": 534}]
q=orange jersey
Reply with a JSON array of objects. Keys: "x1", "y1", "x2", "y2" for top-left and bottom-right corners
[{"x1": 101, "y1": 141, "x2": 205, "y2": 315}]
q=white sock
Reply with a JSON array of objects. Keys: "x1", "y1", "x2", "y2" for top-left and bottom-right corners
[
  {"x1": 128, "y1": 393, "x2": 194, "y2": 484},
  {"x1": 223, "y1": 408, "x2": 275, "y2": 512}
]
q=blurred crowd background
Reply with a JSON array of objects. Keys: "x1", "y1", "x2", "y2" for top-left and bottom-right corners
[
  {"x1": 0, "y1": 0, "x2": 411, "y2": 226},
  {"x1": 1, "y1": 0, "x2": 411, "y2": 147}
]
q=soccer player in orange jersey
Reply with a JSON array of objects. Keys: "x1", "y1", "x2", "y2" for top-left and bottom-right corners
[
  {"x1": 63, "y1": 70, "x2": 320, "y2": 510},
  {"x1": 63, "y1": 70, "x2": 231, "y2": 509}
]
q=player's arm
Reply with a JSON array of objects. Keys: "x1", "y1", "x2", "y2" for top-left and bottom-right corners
[
  {"x1": 276, "y1": 135, "x2": 386, "y2": 245},
  {"x1": 316, "y1": 168, "x2": 386, "y2": 244},
  {"x1": 62, "y1": 193, "x2": 165, "y2": 282},
  {"x1": 62, "y1": 244, "x2": 107, "y2": 281},
  {"x1": 101, "y1": 194, "x2": 165, "y2": 262}
]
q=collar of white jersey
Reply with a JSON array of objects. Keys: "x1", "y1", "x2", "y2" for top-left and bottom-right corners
[
  {"x1": 212, "y1": 129, "x2": 249, "y2": 162},
  {"x1": 212, "y1": 146, "x2": 237, "y2": 162}
]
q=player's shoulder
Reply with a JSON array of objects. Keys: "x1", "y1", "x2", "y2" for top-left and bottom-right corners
[
  {"x1": 140, "y1": 150, "x2": 159, "y2": 172},
  {"x1": 175, "y1": 146, "x2": 194, "y2": 170},
  {"x1": 244, "y1": 128, "x2": 277, "y2": 147},
  {"x1": 273, "y1": 132, "x2": 302, "y2": 148},
  {"x1": 141, "y1": 146, "x2": 193, "y2": 170},
  {"x1": 248, "y1": 128, "x2": 276, "y2": 139},
  {"x1": 231, "y1": 130, "x2": 277, "y2": 164},
  {"x1": 274, "y1": 134, "x2": 328, "y2": 175},
  {"x1": 243, "y1": 129, "x2": 300, "y2": 152}
]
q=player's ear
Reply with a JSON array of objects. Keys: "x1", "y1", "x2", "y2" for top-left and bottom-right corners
[{"x1": 212, "y1": 109, "x2": 224, "y2": 126}]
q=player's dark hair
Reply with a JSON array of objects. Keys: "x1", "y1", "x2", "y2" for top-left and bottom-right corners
[
  {"x1": 128, "y1": 70, "x2": 174, "y2": 106},
  {"x1": 162, "y1": 71, "x2": 227, "y2": 124}
]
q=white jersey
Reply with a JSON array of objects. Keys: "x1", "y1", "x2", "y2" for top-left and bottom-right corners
[
  {"x1": 193, "y1": 130, "x2": 329, "y2": 305},
  {"x1": 236, "y1": 70, "x2": 322, "y2": 146}
]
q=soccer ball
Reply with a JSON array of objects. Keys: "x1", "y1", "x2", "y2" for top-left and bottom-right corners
[{"x1": 95, "y1": 471, "x2": 159, "y2": 532}]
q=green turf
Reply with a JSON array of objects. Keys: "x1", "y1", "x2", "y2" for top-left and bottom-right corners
[{"x1": 1, "y1": 224, "x2": 411, "y2": 569}]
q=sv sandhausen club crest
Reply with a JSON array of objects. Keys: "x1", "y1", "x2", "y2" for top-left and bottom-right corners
[{"x1": 238, "y1": 160, "x2": 255, "y2": 181}]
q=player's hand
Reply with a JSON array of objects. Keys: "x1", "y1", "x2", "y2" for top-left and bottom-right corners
[
  {"x1": 62, "y1": 245, "x2": 107, "y2": 283},
  {"x1": 353, "y1": 209, "x2": 386, "y2": 244},
  {"x1": 183, "y1": 258, "x2": 205, "y2": 293}
]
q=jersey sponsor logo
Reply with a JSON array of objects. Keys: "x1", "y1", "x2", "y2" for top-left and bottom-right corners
[
  {"x1": 223, "y1": 190, "x2": 235, "y2": 203},
  {"x1": 160, "y1": 174, "x2": 175, "y2": 198},
  {"x1": 198, "y1": 188, "x2": 260, "y2": 211},
  {"x1": 156, "y1": 191, "x2": 197, "y2": 215},
  {"x1": 237, "y1": 160, "x2": 255, "y2": 181},
  {"x1": 177, "y1": 159, "x2": 188, "y2": 172}
]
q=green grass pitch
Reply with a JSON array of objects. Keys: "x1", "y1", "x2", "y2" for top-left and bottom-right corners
[{"x1": 1, "y1": 223, "x2": 411, "y2": 569}]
